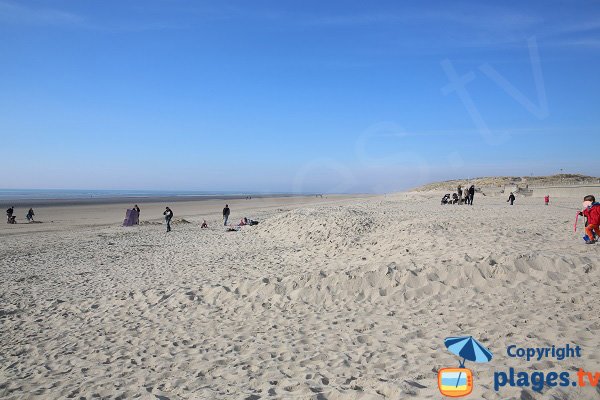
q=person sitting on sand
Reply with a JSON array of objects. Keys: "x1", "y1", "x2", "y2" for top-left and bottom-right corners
[
  {"x1": 451, "y1": 193, "x2": 458, "y2": 204},
  {"x1": 201, "y1": 220, "x2": 208, "y2": 228},
  {"x1": 26, "y1": 208, "x2": 35, "y2": 222},
  {"x1": 163, "y1": 207, "x2": 173, "y2": 233},
  {"x1": 507, "y1": 192, "x2": 516, "y2": 205},
  {"x1": 579, "y1": 195, "x2": 600, "y2": 244}
]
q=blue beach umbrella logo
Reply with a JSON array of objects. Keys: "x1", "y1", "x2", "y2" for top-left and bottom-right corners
[
  {"x1": 438, "y1": 336, "x2": 493, "y2": 397},
  {"x1": 445, "y1": 336, "x2": 493, "y2": 367}
]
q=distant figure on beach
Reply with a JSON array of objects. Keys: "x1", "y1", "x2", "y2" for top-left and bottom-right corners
[
  {"x1": 457, "y1": 186, "x2": 463, "y2": 203},
  {"x1": 544, "y1": 195, "x2": 550, "y2": 206},
  {"x1": 133, "y1": 205, "x2": 140, "y2": 223},
  {"x1": 223, "y1": 204, "x2": 230, "y2": 226},
  {"x1": 507, "y1": 192, "x2": 516, "y2": 206},
  {"x1": 236, "y1": 217, "x2": 259, "y2": 226},
  {"x1": 6, "y1": 206, "x2": 15, "y2": 224},
  {"x1": 580, "y1": 195, "x2": 599, "y2": 244},
  {"x1": 201, "y1": 220, "x2": 208, "y2": 228},
  {"x1": 467, "y1": 185, "x2": 475, "y2": 205},
  {"x1": 163, "y1": 207, "x2": 173, "y2": 232},
  {"x1": 26, "y1": 208, "x2": 35, "y2": 222}
]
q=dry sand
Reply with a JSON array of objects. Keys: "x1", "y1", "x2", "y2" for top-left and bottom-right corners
[{"x1": 1, "y1": 192, "x2": 599, "y2": 399}]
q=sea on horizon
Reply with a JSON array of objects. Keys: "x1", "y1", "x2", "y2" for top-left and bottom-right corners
[{"x1": 0, "y1": 189, "x2": 286, "y2": 202}]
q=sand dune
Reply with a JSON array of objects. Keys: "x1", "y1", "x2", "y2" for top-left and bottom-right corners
[
  {"x1": 414, "y1": 174, "x2": 600, "y2": 191},
  {"x1": 1, "y1": 193, "x2": 599, "y2": 399}
]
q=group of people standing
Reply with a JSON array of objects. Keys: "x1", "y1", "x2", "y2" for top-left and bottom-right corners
[{"x1": 458, "y1": 185, "x2": 476, "y2": 205}]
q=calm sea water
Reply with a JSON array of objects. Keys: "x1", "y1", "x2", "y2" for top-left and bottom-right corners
[{"x1": 0, "y1": 189, "x2": 258, "y2": 202}]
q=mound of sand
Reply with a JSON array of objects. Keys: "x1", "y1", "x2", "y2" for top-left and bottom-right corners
[{"x1": 258, "y1": 206, "x2": 375, "y2": 252}]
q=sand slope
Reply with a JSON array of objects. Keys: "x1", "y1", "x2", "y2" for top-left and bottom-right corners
[{"x1": 1, "y1": 193, "x2": 599, "y2": 399}]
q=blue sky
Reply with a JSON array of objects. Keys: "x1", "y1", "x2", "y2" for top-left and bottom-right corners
[{"x1": 1, "y1": 1, "x2": 599, "y2": 193}]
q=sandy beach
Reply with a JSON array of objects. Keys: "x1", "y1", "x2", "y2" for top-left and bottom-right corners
[
  {"x1": 1, "y1": 191, "x2": 599, "y2": 399},
  {"x1": 3, "y1": 0, "x2": 599, "y2": 398}
]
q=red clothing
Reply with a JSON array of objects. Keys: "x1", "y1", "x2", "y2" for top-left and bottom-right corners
[
  {"x1": 586, "y1": 224, "x2": 600, "y2": 241},
  {"x1": 583, "y1": 204, "x2": 600, "y2": 226}
]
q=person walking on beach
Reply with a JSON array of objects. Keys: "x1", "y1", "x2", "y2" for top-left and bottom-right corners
[
  {"x1": 26, "y1": 208, "x2": 35, "y2": 222},
  {"x1": 544, "y1": 195, "x2": 550, "y2": 206},
  {"x1": 507, "y1": 192, "x2": 516, "y2": 206},
  {"x1": 163, "y1": 207, "x2": 173, "y2": 232},
  {"x1": 223, "y1": 204, "x2": 231, "y2": 226}
]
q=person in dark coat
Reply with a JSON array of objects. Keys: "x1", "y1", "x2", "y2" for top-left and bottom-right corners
[
  {"x1": 131, "y1": 205, "x2": 140, "y2": 224},
  {"x1": 163, "y1": 207, "x2": 173, "y2": 232},
  {"x1": 6, "y1": 206, "x2": 15, "y2": 223},
  {"x1": 507, "y1": 192, "x2": 516, "y2": 205},
  {"x1": 223, "y1": 204, "x2": 231, "y2": 226},
  {"x1": 468, "y1": 185, "x2": 475, "y2": 205}
]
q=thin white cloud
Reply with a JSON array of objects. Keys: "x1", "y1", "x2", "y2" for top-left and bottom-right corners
[
  {"x1": 303, "y1": 5, "x2": 541, "y2": 31},
  {"x1": 0, "y1": 0, "x2": 84, "y2": 26},
  {"x1": 539, "y1": 17, "x2": 600, "y2": 48},
  {"x1": 305, "y1": 13, "x2": 402, "y2": 26},
  {"x1": 553, "y1": 19, "x2": 600, "y2": 34},
  {"x1": 547, "y1": 38, "x2": 600, "y2": 48},
  {"x1": 371, "y1": 126, "x2": 598, "y2": 138},
  {"x1": 0, "y1": 1, "x2": 191, "y2": 31},
  {"x1": 300, "y1": 4, "x2": 600, "y2": 50}
]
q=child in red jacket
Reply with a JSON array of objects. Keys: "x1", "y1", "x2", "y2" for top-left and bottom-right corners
[{"x1": 580, "y1": 195, "x2": 600, "y2": 244}]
